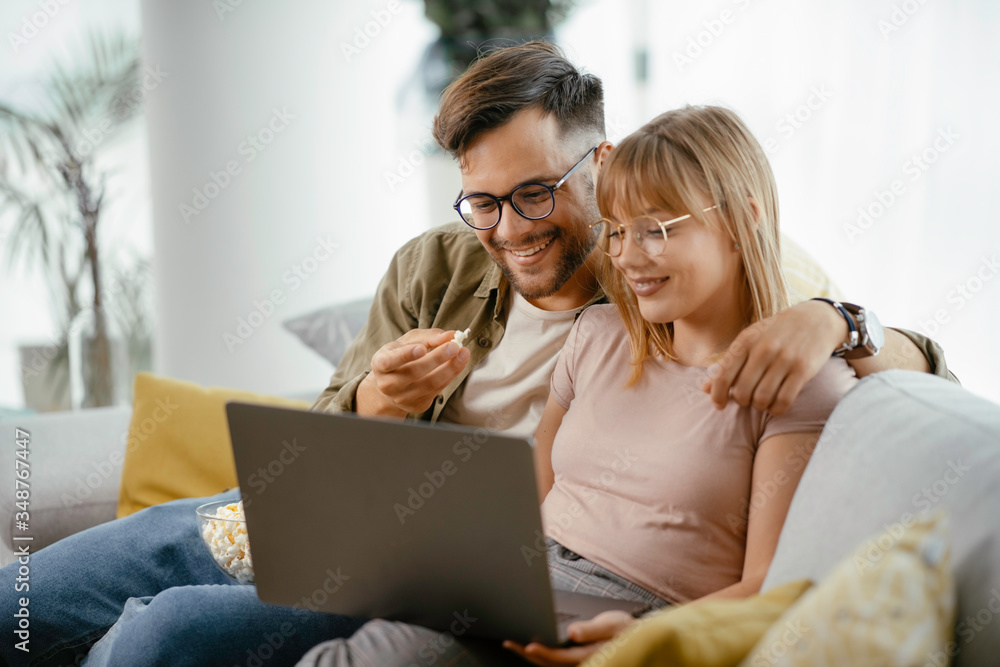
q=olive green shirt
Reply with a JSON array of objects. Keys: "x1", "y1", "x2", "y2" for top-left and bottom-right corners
[{"x1": 311, "y1": 222, "x2": 954, "y2": 419}]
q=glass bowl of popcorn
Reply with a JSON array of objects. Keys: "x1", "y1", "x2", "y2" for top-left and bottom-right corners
[{"x1": 195, "y1": 500, "x2": 254, "y2": 584}]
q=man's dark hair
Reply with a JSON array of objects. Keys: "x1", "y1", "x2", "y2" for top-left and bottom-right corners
[{"x1": 433, "y1": 41, "x2": 605, "y2": 162}]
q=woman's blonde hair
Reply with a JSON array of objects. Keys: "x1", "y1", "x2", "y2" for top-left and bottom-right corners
[{"x1": 595, "y1": 105, "x2": 789, "y2": 384}]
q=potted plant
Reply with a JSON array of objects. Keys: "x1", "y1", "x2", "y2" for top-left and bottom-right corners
[
  {"x1": 0, "y1": 30, "x2": 149, "y2": 410},
  {"x1": 420, "y1": 0, "x2": 578, "y2": 94}
]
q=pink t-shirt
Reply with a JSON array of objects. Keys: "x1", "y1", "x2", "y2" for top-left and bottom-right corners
[{"x1": 542, "y1": 304, "x2": 857, "y2": 603}]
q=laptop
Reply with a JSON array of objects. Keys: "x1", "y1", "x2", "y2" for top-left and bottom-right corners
[{"x1": 225, "y1": 402, "x2": 649, "y2": 645}]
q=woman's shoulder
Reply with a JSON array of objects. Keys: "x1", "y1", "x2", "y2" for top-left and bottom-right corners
[
  {"x1": 563, "y1": 303, "x2": 629, "y2": 359},
  {"x1": 783, "y1": 357, "x2": 858, "y2": 419},
  {"x1": 577, "y1": 303, "x2": 626, "y2": 331},
  {"x1": 810, "y1": 357, "x2": 859, "y2": 391}
]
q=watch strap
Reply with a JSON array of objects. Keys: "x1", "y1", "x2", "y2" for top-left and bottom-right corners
[
  {"x1": 811, "y1": 297, "x2": 859, "y2": 357},
  {"x1": 839, "y1": 302, "x2": 879, "y2": 358}
]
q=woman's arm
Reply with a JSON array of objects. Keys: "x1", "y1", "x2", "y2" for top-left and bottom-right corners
[
  {"x1": 533, "y1": 394, "x2": 569, "y2": 504},
  {"x1": 699, "y1": 430, "x2": 820, "y2": 601},
  {"x1": 505, "y1": 424, "x2": 821, "y2": 667}
]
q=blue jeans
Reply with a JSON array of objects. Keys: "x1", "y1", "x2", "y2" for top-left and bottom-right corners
[{"x1": 0, "y1": 490, "x2": 366, "y2": 667}]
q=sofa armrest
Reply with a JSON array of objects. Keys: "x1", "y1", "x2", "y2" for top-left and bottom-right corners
[
  {"x1": 763, "y1": 370, "x2": 1000, "y2": 666},
  {"x1": 1, "y1": 406, "x2": 132, "y2": 568}
]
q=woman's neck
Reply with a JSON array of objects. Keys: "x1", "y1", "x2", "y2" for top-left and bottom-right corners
[{"x1": 670, "y1": 292, "x2": 750, "y2": 368}]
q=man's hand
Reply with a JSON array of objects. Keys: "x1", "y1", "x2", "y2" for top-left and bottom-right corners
[
  {"x1": 355, "y1": 329, "x2": 471, "y2": 418},
  {"x1": 502, "y1": 610, "x2": 635, "y2": 666},
  {"x1": 702, "y1": 300, "x2": 846, "y2": 415}
]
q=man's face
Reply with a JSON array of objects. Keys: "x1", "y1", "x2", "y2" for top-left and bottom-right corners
[{"x1": 460, "y1": 108, "x2": 601, "y2": 307}]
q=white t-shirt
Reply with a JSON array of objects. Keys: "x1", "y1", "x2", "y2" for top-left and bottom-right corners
[{"x1": 440, "y1": 292, "x2": 582, "y2": 439}]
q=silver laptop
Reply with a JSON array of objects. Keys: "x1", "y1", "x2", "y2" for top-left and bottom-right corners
[{"x1": 225, "y1": 402, "x2": 648, "y2": 645}]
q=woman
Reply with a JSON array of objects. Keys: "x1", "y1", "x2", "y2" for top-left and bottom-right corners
[
  {"x1": 505, "y1": 104, "x2": 856, "y2": 665},
  {"x1": 300, "y1": 105, "x2": 857, "y2": 667}
]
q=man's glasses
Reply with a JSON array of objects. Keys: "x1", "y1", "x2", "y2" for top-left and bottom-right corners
[
  {"x1": 454, "y1": 146, "x2": 598, "y2": 231},
  {"x1": 589, "y1": 206, "x2": 719, "y2": 257}
]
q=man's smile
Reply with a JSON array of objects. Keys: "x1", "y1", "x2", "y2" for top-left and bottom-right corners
[{"x1": 510, "y1": 237, "x2": 554, "y2": 257}]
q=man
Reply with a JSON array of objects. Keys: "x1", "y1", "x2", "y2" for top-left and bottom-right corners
[{"x1": 0, "y1": 42, "x2": 951, "y2": 667}]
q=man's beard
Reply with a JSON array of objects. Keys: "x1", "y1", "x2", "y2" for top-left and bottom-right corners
[{"x1": 488, "y1": 204, "x2": 600, "y2": 300}]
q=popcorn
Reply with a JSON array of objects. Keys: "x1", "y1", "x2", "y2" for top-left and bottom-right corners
[
  {"x1": 200, "y1": 501, "x2": 254, "y2": 584},
  {"x1": 452, "y1": 328, "x2": 472, "y2": 346}
]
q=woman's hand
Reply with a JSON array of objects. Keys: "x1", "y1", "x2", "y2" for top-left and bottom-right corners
[{"x1": 502, "y1": 610, "x2": 635, "y2": 666}]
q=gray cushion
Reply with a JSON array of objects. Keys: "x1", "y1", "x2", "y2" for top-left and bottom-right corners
[
  {"x1": 282, "y1": 296, "x2": 373, "y2": 366},
  {"x1": 0, "y1": 406, "x2": 132, "y2": 567},
  {"x1": 764, "y1": 370, "x2": 1000, "y2": 667}
]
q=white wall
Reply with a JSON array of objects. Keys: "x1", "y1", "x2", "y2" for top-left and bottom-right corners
[{"x1": 141, "y1": 0, "x2": 437, "y2": 397}]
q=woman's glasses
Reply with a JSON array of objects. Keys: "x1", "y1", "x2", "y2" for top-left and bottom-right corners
[{"x1": 589, "y1": 206, "x2": 719, "y2": 257}]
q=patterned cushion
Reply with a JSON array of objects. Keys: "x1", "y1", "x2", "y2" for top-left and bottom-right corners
[
  {"x1": 741, "y1": 513, "x2": 955, "y2": 666},
  {"x1": 580, "y1": 580, "x2": 812, "y2": 667}
]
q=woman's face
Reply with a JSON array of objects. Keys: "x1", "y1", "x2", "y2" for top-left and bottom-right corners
[{"x1": 609, "y1": 207, "x2": 744, "y2": 327}]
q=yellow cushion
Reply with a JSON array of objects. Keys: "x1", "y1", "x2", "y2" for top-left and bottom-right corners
[
  {"x1": 581, "y1": 580, "x2": 813, "y2": 667},
  {"x1": 116, "y1": 373, "x2": 311, "y2": 517},
  {"x1": 740, "y1": 513, "x2": 955, "y2": 666}
]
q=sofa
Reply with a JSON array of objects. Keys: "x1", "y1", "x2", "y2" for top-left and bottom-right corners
[{"x1": 3, "y1": 369, "x2": 999, "y2": 665}]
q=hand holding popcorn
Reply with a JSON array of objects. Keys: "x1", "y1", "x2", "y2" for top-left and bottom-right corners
[{"x1": 361, "y1": 328, "x2": 472, "y2": 416}]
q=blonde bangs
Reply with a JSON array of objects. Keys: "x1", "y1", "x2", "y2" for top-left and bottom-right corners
[{"x1": 596, "y1": 132, "x2": 709, "y2": 227}]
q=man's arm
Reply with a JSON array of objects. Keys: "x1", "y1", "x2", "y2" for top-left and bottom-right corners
[
  {"x1": 871, "y1": 327, "x2": 957, "y2": 382},
  {"x1": 847, "y1": 328, "x2": 928, "y2": 376},
  {"x1": 310, "y1": 241, "x2": 421, "y2": 414},
  {"x1": 703, "y1": 300, "x2": 955, "y2": 415},
  {"x1": 311, "y1": 228, "x2": 476, "y2": 417},
  {"x1": 356, "y1": 330, "x2": 470, "y2": 417}
]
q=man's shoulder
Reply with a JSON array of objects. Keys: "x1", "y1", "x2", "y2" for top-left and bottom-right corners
[{"x1": 397, "y1": 221, "x2": 491, "y2": 273}]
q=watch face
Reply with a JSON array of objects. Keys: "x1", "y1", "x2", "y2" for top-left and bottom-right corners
[{"x1": 865, "y1": 309, "x2": 886, "y2": 352}]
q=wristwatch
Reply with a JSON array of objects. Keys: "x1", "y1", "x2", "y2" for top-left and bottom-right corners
[
  {"x1": 840, "y1": 302, "x2": 885, "y2": 359},
  {"x1": 811, "y1": 298, "x2": 885, "y2": 359}
]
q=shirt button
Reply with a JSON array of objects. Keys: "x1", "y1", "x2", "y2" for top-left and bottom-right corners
[
  {"x1": 435, "y1": 395, "x2": 444, "y2": 404},
  {"x1": 477, "y1": 337, "x2": 491, "y2": 348}
]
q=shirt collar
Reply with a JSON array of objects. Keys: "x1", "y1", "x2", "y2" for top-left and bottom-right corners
[{"x1": 474, "y1": 258, "x2": 503, "y2": 299}]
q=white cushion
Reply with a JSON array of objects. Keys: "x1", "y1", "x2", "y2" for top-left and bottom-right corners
[{"x1": 764, "y1": 370, "x2": 1000, "y2": 666}]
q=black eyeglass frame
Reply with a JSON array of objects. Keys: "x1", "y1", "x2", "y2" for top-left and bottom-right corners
[{"x1": 453, "y1": 146, "x2": 599, "y2": 231}]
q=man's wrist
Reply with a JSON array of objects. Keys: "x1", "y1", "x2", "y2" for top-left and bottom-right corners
[
  {"x1": 356, "y1": 373, "x2": 407, "y2": 418},
  {"x1": 809, "y1": 298, "x2": 856, "y2": 356}
]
